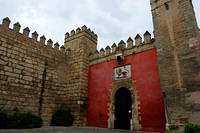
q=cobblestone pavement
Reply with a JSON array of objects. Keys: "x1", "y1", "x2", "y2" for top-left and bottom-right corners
[{"x1": 0, "y1": 127, "x2": 158, "y2": 133}]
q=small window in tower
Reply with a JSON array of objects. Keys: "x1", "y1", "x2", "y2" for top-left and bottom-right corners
[{"x1": 165, "y1": 3, "x2": 169, "y2": 10}]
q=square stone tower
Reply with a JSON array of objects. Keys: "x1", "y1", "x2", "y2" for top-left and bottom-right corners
[
  {"x1": 150, "y1": 0, "x2": 200, "y2": 131},
  {"x1": 64, "y1": 26, "x2": 97, "y2": 126}
]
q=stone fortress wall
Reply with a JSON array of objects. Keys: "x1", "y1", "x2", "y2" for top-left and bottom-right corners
[
  {"x1": 0, "y1": 16, "x2": 156, "y2": 127},
  {"x1": 0, "y1": 0, "x2": 200, "y2": 132},
  {"x1": 0, "y1": 17, "x2": 70, "y2": 125},
  {"x1": 0, "y1": 17, "x2": 94, "y2": 126}
]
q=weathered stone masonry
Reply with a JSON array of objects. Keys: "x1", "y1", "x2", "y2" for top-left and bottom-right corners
[
  {"x1": 0, "y1": 18, "x2": 95, "y2": 126},
  {"x1": 64, "y1": 25, "x2": 98, "y2": 126},
  {"x1": 151, "y1": 0, "x2": 200, "y2": 132},
  {"x1": 0, "y1": 18, "x2": 69, "y2": 125}
]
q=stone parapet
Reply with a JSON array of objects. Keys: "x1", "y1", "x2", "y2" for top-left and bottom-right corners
[
  {"x1": 89, "y1": 32, "x2": 155, "y2": 66},
  {"x1": 64, "y1": 25, "x2": 97, "y2": 54},
  {"x1": 65, "y1": 25, "x2": 97, "y2": 46},
  {"x1": 0, "y1": 17, "x2": 66, "y2": 53}
]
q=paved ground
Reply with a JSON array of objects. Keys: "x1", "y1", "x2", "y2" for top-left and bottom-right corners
[{"x1": 0, "y1": 127, "x2": 158, "y2": 133}]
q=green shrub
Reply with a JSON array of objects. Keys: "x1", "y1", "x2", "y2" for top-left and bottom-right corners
[
  {"x1": 193, "y1": 125, "x2": 200, "y2": 133},
  {"x1": 51, "y1": 107, "x2": 74, "y2": 126},
  {"x1": 0, "y1": 109, "x2": 8, "y2": 129},
  {"x1": 7, "y1": 111, "x2": 22, "y2": 129},
  {"x1": 184, "y1": 124, "x2": 200, "y2": 133},
  {"x1": 165, "y1": 130, "x2": 173, "y2": 133},
  {"x1": 185, "y1": 124, "x2": 194, "y2": 133},
  {"x1": 7, "y1": 108, "x2": 42, "y2": 129},
  {"x1": 0, "y1": 108, "x2": 42, "y2": 129},
  {"x1": 17, "y1": 112, "x2": 42, "y2": 129}
]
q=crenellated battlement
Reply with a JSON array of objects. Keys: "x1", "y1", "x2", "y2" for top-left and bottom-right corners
[
  {"x1": 64, "y1": 25, "x2": 98, "y2": 54},
  {"x1": 0, "y1": 17, "x2": 66, "y2": 53},
  {"x1": 0, "y1": 17, "x2": 155, "y2": 66},
  {"x1": 89, "y1": 31, "x2": 155, "y2": 64},
  {"x1": 65, "y1": 25, "x2": 98, "y2": 44}
]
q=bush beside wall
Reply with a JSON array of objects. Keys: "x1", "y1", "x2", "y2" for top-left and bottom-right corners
[
  {"x1": 165, "y1": 130, "x2": 173, "y2": 133},
  {"x1": 0, "y1": 108, "x2": 42, "y2": 129},
  {"x1": 184, "y1": 124, "x2": 200, "y2": 133},
  {"x1": 51, "y1": 107, "x2": 74, "y2": 126},
  {"x1": 0, "y1": 109, "x2": 8, "y2": 129}
]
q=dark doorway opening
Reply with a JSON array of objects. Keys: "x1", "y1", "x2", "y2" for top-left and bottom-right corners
[{"x1": 114, "y1": 87, "x2": 132, "y2": 130}]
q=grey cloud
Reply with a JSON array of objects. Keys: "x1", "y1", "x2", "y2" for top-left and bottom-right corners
[{"x1": 0, "y1": 0, "x2": 199, "y2": 50}]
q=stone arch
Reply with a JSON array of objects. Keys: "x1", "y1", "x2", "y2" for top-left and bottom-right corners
[{"x1": 108, "y1": 79, "x2": 141, "y2": 130}]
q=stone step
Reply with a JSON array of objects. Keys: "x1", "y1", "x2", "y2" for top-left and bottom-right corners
[{"x1": 0, "y1": 127, "x2": 158, "y2": 133}]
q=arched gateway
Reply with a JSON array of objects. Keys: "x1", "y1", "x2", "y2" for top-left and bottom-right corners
[
  {"x1": 107, "y1": 80, "x2": 141, "y2": 131},
  {"x1": 114, "y1": 87, "x2": 132, "y2": 130}
]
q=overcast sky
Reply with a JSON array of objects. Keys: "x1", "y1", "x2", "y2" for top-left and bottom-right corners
[{"x1": 0, "y1": 0, "x2": 199, "y2": 50}]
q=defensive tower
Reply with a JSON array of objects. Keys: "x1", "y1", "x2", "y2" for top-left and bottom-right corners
[
  {"x1": 64, "y1": 26, "x2": 98, "y2": 126},
  {"x1": 150, "y1": 0, "x2": 200, "y2": 131}
]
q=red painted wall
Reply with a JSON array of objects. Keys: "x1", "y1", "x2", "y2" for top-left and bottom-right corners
[{"x1": 87, "y1": 48, "x2": 166, "y2": 132}]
